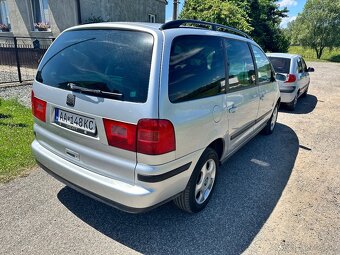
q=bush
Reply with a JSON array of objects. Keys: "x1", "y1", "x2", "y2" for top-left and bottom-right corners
[{"x1": 84, "y1": 14, "x2": 110, "y2": 24}]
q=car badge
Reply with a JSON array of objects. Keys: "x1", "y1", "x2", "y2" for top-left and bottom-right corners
[{"x1": 66, "y1": 94, "x2": 75, "y2": 107}]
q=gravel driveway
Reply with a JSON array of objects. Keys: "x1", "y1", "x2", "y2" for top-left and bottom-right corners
[
  {"x1": 0, "y1": 84, "x2": 32, "y2": 108},
  {"x1": 0, "y1": 62, "x2": 339, "y2": 254},
  {"x1": 0, "y1": 65, "x2": 36, "y2": 84}
]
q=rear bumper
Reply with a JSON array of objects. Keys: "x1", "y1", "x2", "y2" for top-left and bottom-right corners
[
  {"x1": 279, "y1": 86, "x2": 297, "y2": 103},
  {"x1": 32, "y1": 140, "x2": 202, "y2": 213}
]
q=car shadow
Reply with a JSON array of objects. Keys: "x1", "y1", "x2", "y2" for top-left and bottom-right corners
[
  {"x1": 280, "y1": 94, "x2": 318, "y2": 114},
  {"x1": 58, "y1": 123, "x2": 298, "y2": 255}
]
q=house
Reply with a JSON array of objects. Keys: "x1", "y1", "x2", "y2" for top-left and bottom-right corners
[{"x1": 0, "y1": 0, "x2": 167, "y2": 38}]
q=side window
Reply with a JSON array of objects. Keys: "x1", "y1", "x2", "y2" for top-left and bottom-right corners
[
  {"x1": 225, "y1": 39, "x2": 255, "y2": 92},
  {"x1": 297, "y1": 58, "x2": 303, "y2": 73},
  {"x1": 301, "y1": 58, "x2": 308, "y2": 72},
  {"x1": 32, "y1": 0, "x2": 49, "y2": 30},
  {"x1": 0, "y1": 0, "x2": 11, "y2": 31},
  {"x1": 251, "y1": 45, "x2": 273, "y2": 83},
  {"x1": 168, "y1": 35, "x2": 226, "y2": 103},
  {"x1": 148, "y1": 14, "x2": 156, "y2": 23}
]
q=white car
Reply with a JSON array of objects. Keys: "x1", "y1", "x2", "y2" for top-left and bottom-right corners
[{"x1": 267, "y1": 53, "x2": 314, "y2": 110}]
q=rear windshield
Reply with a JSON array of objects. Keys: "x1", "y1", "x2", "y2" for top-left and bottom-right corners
[
  {"x1": 36, "y1": 29, "x2": 154, "y2": 103},
  {"x1": 268, "y1": 57, "x2": 291, "y2": 74}
]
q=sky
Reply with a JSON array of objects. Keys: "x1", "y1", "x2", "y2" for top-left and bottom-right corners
[
  {"x1": 165, "y1": 0, "x2": 184, "y2": 22},
  {"x1": 277, "y1": 0, "x2": 307, "y2": 27},
  {"x1": 165, "y1": 0, "x2": 307, "y2": 28}
]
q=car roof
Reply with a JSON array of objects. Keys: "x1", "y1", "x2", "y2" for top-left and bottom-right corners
[
  {"x1": 65, "y1": 22, "x2": 254, "y2": 43},
  {"x1": 104, "y1": 22, "x2": 163, "y2": 30},
  {"x1": 266, "y1": 53, "x2": 301, "y2": 59},
  {"x1": 65, "y1": 22, "x2": 162, "y2": 32}
]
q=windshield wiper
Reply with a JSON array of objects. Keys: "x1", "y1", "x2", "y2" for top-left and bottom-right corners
[{"x1": 67, "y1": 82, "x2": 123, "y2": 100}]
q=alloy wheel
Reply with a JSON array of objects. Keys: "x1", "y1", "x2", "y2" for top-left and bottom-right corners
[{"x1": 195, "y1": 159, "x2": 216, "y2": 204}]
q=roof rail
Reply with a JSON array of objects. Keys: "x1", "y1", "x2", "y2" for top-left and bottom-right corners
[{"x1": 160, "y1": 19, "x2": 252, "y2": 40}]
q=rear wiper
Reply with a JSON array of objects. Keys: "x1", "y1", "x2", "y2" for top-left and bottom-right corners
[{"x1": 67, "y1": 83, "x2": 123, "y2": 100}]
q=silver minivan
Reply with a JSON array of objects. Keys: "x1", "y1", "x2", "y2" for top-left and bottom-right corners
[{"x1": 32, "y1": 20, "x2": 280, "y2": 213}]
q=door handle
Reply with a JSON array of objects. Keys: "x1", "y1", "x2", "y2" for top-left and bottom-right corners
[
  {"x1": 227, "y1": 105, "x2": 238, "y2": 113},
  {"x1": 260, "y1": 94, "x2": 265, "y2": 100}
]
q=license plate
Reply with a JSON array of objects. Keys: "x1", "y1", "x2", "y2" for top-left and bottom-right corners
[{"x1": 55, "y1": 109, "x2": 96, "y2": 136}]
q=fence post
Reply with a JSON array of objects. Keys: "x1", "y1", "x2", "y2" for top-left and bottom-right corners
[{"x1": 13, "y1": 37, "x2": 22, "y2": 83}]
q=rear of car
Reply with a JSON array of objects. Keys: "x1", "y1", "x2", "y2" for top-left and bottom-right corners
[
  {"x1": 267, "y1": 54, "x2": 297, "y2": 103},
  {"x1": 267, "y1": 53, "x2": 311, "y2": 110},
  {"x1": 31, "y1": 23, "x2": 195, "y2": 212}
]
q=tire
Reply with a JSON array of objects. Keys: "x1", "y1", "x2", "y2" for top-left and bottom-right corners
[
  {"x1": 287, "y1": 93, "x2": 298, "y2": 111},
  {"x1": 262, "y1": 103, "x2": 278, "y2": 135},
  {"x1": 173, "y1": 147, "x2": 218, "y2": 213}
]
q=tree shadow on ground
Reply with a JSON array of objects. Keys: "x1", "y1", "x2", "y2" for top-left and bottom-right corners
[
  {"x1": 0, "y1": 113, "x2": 12, "y2": 119},
  {"x1": 0, "y1": 122, "x2": 27, "y2": 128},
  {"x1": 280, "y1": 94, "x2": 318, "y2": 114},
  {"x1": 0, "y1": 112, "x2": 27, "y2": 128},
  {"x1": 58, "y1": 123, "x2": 299, "y2": 254}
]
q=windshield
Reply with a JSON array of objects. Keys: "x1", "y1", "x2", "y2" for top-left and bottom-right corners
[
  {"x1": 268, "y1": 57, "x2": 291, "y2": 74},
  {"x1": 36, "y1": 29, "x2": 154, "y2": 103}
]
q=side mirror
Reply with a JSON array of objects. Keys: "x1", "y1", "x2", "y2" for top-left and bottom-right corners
[
  {"x1": 307, "y1": 67, "x2": 315, "y2": 72},
  {"x1": 275, "y1": 73, "x2": 286, "y2": 81}
]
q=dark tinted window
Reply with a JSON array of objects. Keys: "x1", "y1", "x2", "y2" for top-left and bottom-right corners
[
  {"x1": 168, "y1": 35, "x2": 225, "y2": 103},
  {"x1": 268, "y1": 57, "x2": 291, "y2": 74},
  {"x1": 36, "y1": 30, "x2": 154, "y2": 103},
  {"x1": 225, "y1": 39, "x2": 255, "y2": 92},
  {"x1": 301, "y1": 58, "x2": 308, "y2": 72},
  {"x1": 297, "y1": 58, "x2": 303, "y2": 73},
  {"x1": 251, "y1": 45, "x2": 273, "y2": 83}
]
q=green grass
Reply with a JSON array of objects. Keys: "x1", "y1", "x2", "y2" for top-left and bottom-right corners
[
  {"x1": 288, "y1": 46, "x2": 340, "y2": 62},
  {"x1": 0, "y1": 99, "x2": 35, "y2": 183}
]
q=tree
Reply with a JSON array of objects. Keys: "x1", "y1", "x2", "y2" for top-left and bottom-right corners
[
  {"x1": 179, "y1": 0, "x2": 290, "y2": 52},
  {"x1": 179, "y1": 0, "x2": 252, "y2": 33},
  {"x1": 241, "y1": 0, "x2": 289, "y2": 52},
  {"x1": 290, "y1": 0, "x2": 340, "y2": 59}
]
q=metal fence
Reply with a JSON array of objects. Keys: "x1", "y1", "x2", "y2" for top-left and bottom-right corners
[{"x1": 0, "y1": 36, "x2": 54, "y2": 84}]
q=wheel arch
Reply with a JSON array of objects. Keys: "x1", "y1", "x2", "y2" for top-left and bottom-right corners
[{"x1": 207, "y1": 138, "x2": 224, "y2": 162}]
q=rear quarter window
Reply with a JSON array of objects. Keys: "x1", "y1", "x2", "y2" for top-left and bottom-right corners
[
  {"x1": 36, "y1": 29, "x2": 154, "y2": 103},
  {"x1": 251, "y1": 45, "x2": 273, "y2": 83},
  {"x1": 168, "y1": 35, "x2": 226, "y2": 103}
]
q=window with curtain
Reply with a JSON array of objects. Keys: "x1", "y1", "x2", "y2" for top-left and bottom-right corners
[
  {"x1": 32, "y1": 0, "x2": 49, "y2": 24},
  {"x1": 0, "y1": 0, "x2": 10, "y2": 30}
]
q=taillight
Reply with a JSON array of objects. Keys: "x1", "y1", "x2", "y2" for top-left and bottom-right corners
[
  {"x1": 137, "y1": 119, "x2": 175, "y2": 155},
  {"x1": 103, "y1": 118, "x2": 176, "y2": 155},
  {"x1": 103, "y1": 119, "x2": 137, "y2": 151},
  {"x1": 285, "y1": 74, "x2": 296, "y2": 83},
  {"x1": 31, "y1": 91, "x2": 47, "y2": 122}
]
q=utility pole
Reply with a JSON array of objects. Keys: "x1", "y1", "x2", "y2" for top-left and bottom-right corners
[{"x1": 173, "y1": 0, "x2": 179, "y2": 21}]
